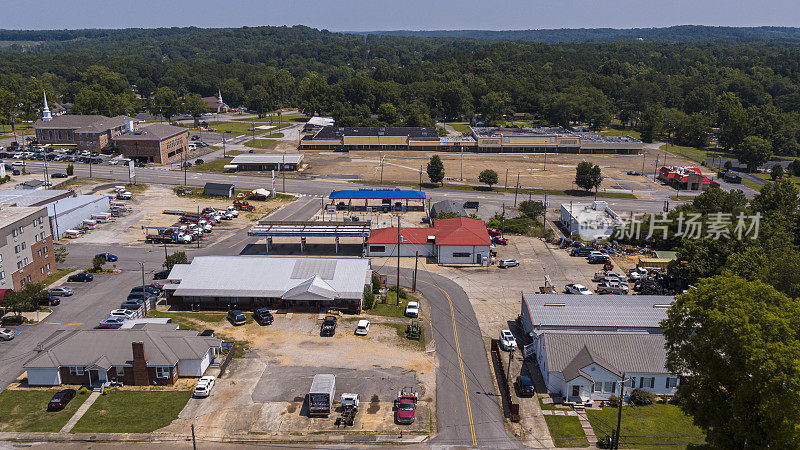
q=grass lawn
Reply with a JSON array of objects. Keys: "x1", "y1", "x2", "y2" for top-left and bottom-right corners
[
  {"x1": 539, "y1": 396, "x2": 559, "y2": 411},
  {"x1": 740, "y1": 177, "x2": 764, "y2": 192},
  {"x1": 586, "y1": 403, "x2": 705, "y2": 449},
  {"x1": 71, "y1": 390, "x2": 192, "y2": 433},
  {"x1": 353, "y1": 179, "x2": 637, "y2": 199},
  {"x1": 753, "y1": 172, "x2": 800, "y2": 186},
  {"x1": 670, "y1": 195, "x2": 698, "y2": 201},
  {"x1": 365, "y1": 291, "x2": 418, "y2": 318},
  {"x1": 41, "y1": 268, "x2": 73, "y2": 287},
  {"x1": 0, "y1": 389, "x2": 90, "y2": 432},
  {"x1": 600, "y1": 127, "x2": 641, "y2": 140},
  {"x1": 543, "y1": 415, "x2": 589, "y2": 447},
  {"x1": 660, "y1": 144, "x2": 732, "y2": 166},
  {"x1": 379, "y1": 322, "x2": 425, "y2": 351},
  {"x1": 124, "y1": 182, "x2": 149, "y2": 194},
  {"x1": 147, "y1": 310, "x2": 230, "y2": 329},
  {"x1": 187, "y1": 157, "x2": 234, "y2": 173},
  {"x1": 244, "y1": 138, "x2": 279, "y2": 149}
]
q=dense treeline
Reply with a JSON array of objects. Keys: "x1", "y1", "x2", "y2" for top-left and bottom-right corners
[{"x1": 3, "y1": 26, "x2": 800, "y2": 156}]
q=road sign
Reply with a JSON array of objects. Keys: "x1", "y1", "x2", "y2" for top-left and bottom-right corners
[{"x1": 128, "y1": 160, "x2": 135, "y2": 179}]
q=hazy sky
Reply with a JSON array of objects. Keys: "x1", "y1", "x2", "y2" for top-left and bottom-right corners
[{"x1": 5, "y1": 0, "x2": 800, "y2": 31}]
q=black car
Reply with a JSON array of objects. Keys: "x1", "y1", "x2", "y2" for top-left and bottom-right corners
[
  {"x1": 228, "y1": 310, "x2": 246, "y2": 325},
  {"x1": 67, "y1": 273, "x2": 93, "y2": 282},
  {"x1": 38, "y1": 296, "x2": 61, "y2": 307},
  {"x1": 131, "y1": 286, "x2": 161, "y2": 296},
  {"x1": 182, "y1": 162, "x2": 192, "y2": 168},
  {"x1": 253, "y1": 308, "x2": 274, "y2": 325},
  {"x1": 51, "y1": 172, "x2": 68, "y2": 178},
  {"x1": 588, "y1": 255, "x2": 611, "y2": 264},
  {"x1": 570, "y1": 247, "x2": 595, "y2": 257},
  {"x1": 47, "y1": 389, "x2": 76, "y2": 411},
  {"x1": 153, "y1": 270, "x2": 171, "y2": 280},
  {"x1": 516, "y1": 375, "x2": 535, "y2": 397},
  {"x1": 120, "y1": 300, "x2": 144, "y2": 310},
  {"x1": 321, "y1": 315, "x2": 337, "y2": 336},
  {"x1": 127, "y1": 292, "x2": 157, "y2": 302},
  {"x1": 195, "y1": 159, "x2": 204, "y2": 165}
]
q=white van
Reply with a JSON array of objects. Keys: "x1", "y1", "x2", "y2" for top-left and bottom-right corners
[
  {"x1": 91, "y1": 212, "x2": 111, "y2": 222},
  {"x1": 64, "y1": 229, "x2": 81, "y2": 238},
  {"x1": 82, "y1": 219, "x2": 97, "y2": 230}
]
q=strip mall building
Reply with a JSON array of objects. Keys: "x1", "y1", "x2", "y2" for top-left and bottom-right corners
[{"x1": 300, "y1": 126, "x2": 642, "y2": 154}]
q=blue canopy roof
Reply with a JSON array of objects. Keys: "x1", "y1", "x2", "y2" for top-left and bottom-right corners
[{"x1": 329, "y1": 188, "x2": 426, "y2": 200}]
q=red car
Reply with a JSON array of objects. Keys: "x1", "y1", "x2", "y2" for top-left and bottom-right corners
[
  {"x1": 487, "y1": 228, "x2": 502, "y2": 237},
  {"x1": 395, "y1": 389, "x2": 418, "y2": 424},
  {"x1": 492, "y1": 236, "x2": 508, "y2": 245}
]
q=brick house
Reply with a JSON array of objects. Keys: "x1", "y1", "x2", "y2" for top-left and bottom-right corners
[
  {"x1": 23, "y1": 327, "x2": 222, "y2": 386},
  {"x1": 113, "y1": 123, "x2": 189, "y2": 164},
  {"x1": 0, "y1": 206, "x2": 56, "y2": 291},
  {"x1": 33, "y1": 115, "x2": 137, "y2": 152}
]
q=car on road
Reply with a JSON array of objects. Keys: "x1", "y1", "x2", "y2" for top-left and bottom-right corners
[
  {"x1": 404, "y1": 301, "x2": 420, "y2": 318},
  {"x1": 47, "y1": 389, "x2": 76, "y2": 411},
  {"x1": 95, "y1": 252, "x2": 118, "y2": 262},
  {"x1": 193, "y1": 375, "x2": 216, "y2": 398},
  {"x1": 588, "y1": 255, "x2": 611, "y2": 264},
  {"x1": 182, "y1": 162, "x2": 192, "y2": 168},
  {"x1": 516, "y1": 375, "x2": 535, "y2": 397},
  {"x1": 67, "y1": 273, "x2": 93, "y2": 282},
  {"x1": 38, "y1": 296, "x2": 61, "y2": 307},
  {"x1": 120, "y1": 300, "x2": 144, "y2": 310},
  {"x1": 11, "y1": 161, "x2": 23, "y2": 166},
  {"x1": 227, "y1": 310, "x2": 247, "y2": 325},
  {"x1": 153, "y1": 270, "x2": 171, "y2": 280},
  {"x1": 626, "y1": 170, "x2": 643, "y2": 176},
  {"x1": 492, "y1": 236, "x2": 508, "y2": 245},
  {"x1": 565, "y1": 283, "x2": 593, "y2": 295},
  {"x1": 321, "y1": 315, "x2": 337, "y2": 336},
  {"x1": 191, "y1": 135, "x2": 200, "y2": 140},
  {"x1": 0, "y1": 328, "x2": 15, "y2": 341},
  {"x1": 96, "y1": 317, "x2": 125, "y2": 329},
  {"x1": 499, "y1": 329, "x2": 517, "y2": 351},
  {"x1": 355, "y1": 319, "x2": 370, "y2": 336},
  {"x1": 51, "y1": 172, "x2": 67, "y2": 178},
  {"x1": 48, "y1": 286, "x2": 74, "y2": 296},
  {"x1": 253, "y1": 308, "x2": 274, "y2": 325},
  {"x1": 109, "y1": 309, "x2": 136, "y2": 320},
  {"x1": 498, "y1": 258, "x2": 519, "y2": 268},
  {"x1": 195, "y1": 159, "x2": 204, "y2": 165},
  {"x1": 149, "y1": 282, "x2": 165, "y2": 291}
]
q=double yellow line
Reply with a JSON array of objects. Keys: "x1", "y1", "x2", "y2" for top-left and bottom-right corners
[
  {"x1": 404, "y1": 276, "x2": 477, "y2": 446},
  {"x1": 227, "y1": 197, "x2": 319, "y2": 249}
]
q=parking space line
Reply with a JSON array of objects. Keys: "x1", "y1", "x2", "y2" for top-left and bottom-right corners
[{"x1": 43, "y1": 322, "x2": 61, "y2": 325}]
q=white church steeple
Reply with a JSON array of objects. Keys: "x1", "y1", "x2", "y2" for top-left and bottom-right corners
[{"x1": 42, "y1": 90, "x2": 52, "y2": 121}]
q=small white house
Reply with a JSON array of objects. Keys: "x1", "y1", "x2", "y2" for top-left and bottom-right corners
[
  {"x1": 536, "y1": 331, "x2": 681, "y2": 403},
  {"x1": 560, "y1": 201, "x2": 624, "y2": 241}
]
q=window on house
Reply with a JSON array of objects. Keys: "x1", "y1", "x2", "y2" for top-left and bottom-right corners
[
  {"x1": 12, "y1": 229, "x2": 17, "y2": 237},
  {"x1": 45, "y1": 263, "x2": 50, "y2": 270},
  {"x1": 23, "y1": 257, "x2": 29, "y2": 265},
  {"x1": 43, "y1": 246, "x2": 48, "y2": 254},
  {"x1": 369, "y1": 245, "x2": 386, "y2": 253},
  {"x1": 34, "y1": 235, "x2": 39, "y2": 243},
  {"x1": 604, "y1": 381, "x2": 616, "y2": 393},
  {"x1": 14, "y1": 245, "x2": 19, "y2": 253},
  {"x1": 593, "y1": 382, "x2": 602, "y2": 392},
  {"x1": 0, "y1": 271, "x2": 5, "y2": 279},
  {"x1": 114, "y1": 366, "x2": 126, "y2": 376},
  {"x1": 452, "y1": 252, "x2": 472, "y2": 258},
  {"x1": 40, "y1": 267, "x2": 44, "y2": 274},
  {"x1": 624, "y1": 378, "x2": 634, "y2": 388},
  {"x1": 640, "y1": 377, "x2": 655, "y2": 389},
  {"x1": 155, "y1": 367, "x2": 171, "y2": 379},
  {"x1": 18, "y1": 226, "x2": 23, "y2": 235},
  {"x1": 16, "y1": 261, "x2": 23, "y2": 269},
  {"x1": 69, "y1": 366, "x2": 85, "y2": 375},
  {"x1": 666, "y1": 377, "x2": 679, "y2": 389},
  {"x1": 20, "y1": 242, "x2": 26, "y2": 250}
]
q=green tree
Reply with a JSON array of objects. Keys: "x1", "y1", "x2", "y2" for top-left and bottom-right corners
[
  {"x1": 163, "y1": 251, "x2": 188, "y2": 270},
  {"x1": 750, "y1": 178, "x2": 800, "y2": 219},
  {"x1": 0, "y1": 88, "x2": 16, "y2": 134},
  {"x1": 245, "y1": 85, "x2": 272, "y2": 118},
  {"x1": 716, "y1": 92, "x2": 749, "y2": 150},
  {"x1": 518, "y1": 200, "x2": 545, "y2": 220},
  {"x1": 91, "y1": 255, "x2": 106, "y2": 272},
  {"x1": 728, "y1": 247, "x2": 800, "y2": 299},
  {"x1": 376, "y1": 102, "x2": 400, "y2": 125},
  {"x1": 770, "y1": 163, "x2": 785, "y2": 180},
  {"x1": 789, "y1": 159, "x2": 800, "y2": 177},
  {"x1": 2, "y1": 289, "x2": 32, "y2": 317},
  {"x1": 426, "y1": 155, "x2": 445, "y2": 185},
  {"x1": 151, "y1": 87, "x2": 181, "y2": 122},
  {"x1": 183, "y1": 93, "x2": 208, "y2": 127},
  {"x1": 53, "y1": 246, "x2": 68, "y2": 264},
  {"x1": 574, "y1": 161, "x2": 603, "y2": 192},
  {"x1": 663, "y1": 275, "x2": 800, "y2": 449},
  {"x1": 479, "y1": 91, "x2": 510, "y2": 123},
  {"x1": 66, "y1": 164, "x2": 74, "y2": 176},
  {"x1": 478, "y1": 169, "x2": 498, "y2": 188},
  {"x1": 736, "y1": 135, "x2": 772, "y2": 172}
]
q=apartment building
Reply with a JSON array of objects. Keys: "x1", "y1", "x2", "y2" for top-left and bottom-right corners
[{"x1": 0, "y1": 206, "x2": 56, "y2": 290}]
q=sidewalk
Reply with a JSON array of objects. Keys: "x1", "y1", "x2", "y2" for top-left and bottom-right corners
[{"x1": 60, "y1": 391, "x2": 100, "y2": 433}]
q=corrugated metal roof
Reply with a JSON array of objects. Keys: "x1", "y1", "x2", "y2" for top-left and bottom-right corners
[
  {"x1": 523, "y1": 294, "x2": 673, "y2": 329},
  {"x1": 542, "y1": 331, "x2": 669, "y2": 375},
  {"x1": 0, "y1": 189, "x2": 72, "y2": 207},
  {"x1": 170, "y1": 256, "x2": 370, "y2": 300},
  {"x1": 329, "y1": 189, "x2": 426, "y2": 200},
  {"x1": 230, "y1": 154, "x2": 304, "y2": 165}
]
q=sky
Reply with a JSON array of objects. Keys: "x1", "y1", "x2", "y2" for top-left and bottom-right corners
[{"x1": 4, "y1": 0, "x2": 800, "y2": 31}]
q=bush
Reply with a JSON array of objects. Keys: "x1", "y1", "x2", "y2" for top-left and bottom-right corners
[
  {"x1": 363, "y1": 286, "x2": 375, "y2": 306},
  {"x1": 388, "y1": 285, "x2": 407, "y2": 299},
  {"x1": 606, "y1": 395, "x2": 621, "y2": 408},
  {"x1": 628, "y1": 388, "x2": 655, "y2": 406},
  {"x1": 66, "y1": 164, "x2": 74, "y2": 176},
  {"x1": 79, "y1": 387, "x2": 89, "y2": 395},
  {"x1": 102, "y1": 388, "x2": 110, "y2": 395},
  {"x1": 371, "y1": 273, "x2": 382, "y2": 294}
]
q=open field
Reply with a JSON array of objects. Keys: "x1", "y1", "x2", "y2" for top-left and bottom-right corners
[
  {"x1": 244, "y1": 138, "x2": 280, "y2": 149},
  {"x1": 71, "y1": 390, "x2": 192, "y2": 433},
  {"x1": 0, "y1": 389, "x2": 90, "y2": 432},
  {"x1": 586, "y1": 403, "x2": 705, "y2": 449}
]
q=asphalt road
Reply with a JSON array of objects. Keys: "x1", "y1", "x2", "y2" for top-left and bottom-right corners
[{"x1": 20, "y1": 159, "x2": 675, "y2": 214}]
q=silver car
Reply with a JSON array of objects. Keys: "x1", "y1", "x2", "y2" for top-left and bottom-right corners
[
  {"x1": 49, "y1": 286, "x2": 74, "y2": 297},
  {"x1": 0, "y1": 328, "x2": 15, "y2": 341}
]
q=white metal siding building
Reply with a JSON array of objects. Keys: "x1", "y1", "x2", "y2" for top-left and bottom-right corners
[{"x1": 47, "y1": 194, "x2": 111, "y2": 239}]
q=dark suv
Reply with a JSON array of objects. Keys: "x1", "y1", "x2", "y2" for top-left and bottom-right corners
[
  {"x1": 228, "y1": 310, "x2": 246, "y2": 325},
  {"x1": 67, "y1": 273, "x2": 93, "y2": 282},
  {"x1": 321, "y1": 315, "x2": 337, "y2": 336},
  {"x1": 570, "y1": 247, "x2": 595, "y2": 257},
  {"x1": 253, "y1": 308, "x2": 274, "y2": 325}
]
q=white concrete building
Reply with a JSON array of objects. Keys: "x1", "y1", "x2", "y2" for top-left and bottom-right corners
[
  {"x1": 47, "y1": 194, "x2": 110, "y2": 239},
  {"x1": 560, "y1": 200, "x2": 624, "y2": 241}
]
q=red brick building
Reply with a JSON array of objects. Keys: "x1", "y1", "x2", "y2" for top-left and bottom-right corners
[
  {"x1": 113, "y1": 123, "x2": 189, "y2": 164},
  {"x1": 33, "y1": 115, "x2": 137, "y2": 152},
  {"x1": 0, "y1": 206, "x2": 56, "y2": 291}
]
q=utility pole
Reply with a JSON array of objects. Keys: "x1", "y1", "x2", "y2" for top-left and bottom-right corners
[
  {"x1": 412, "y1": 251, "x2": 418, "y2": 293},
  {"x1": 139, "y1": 261, "x2": 146, "y2": 308},
  {"x1": 163, "y1": 241, "x2": 168, "y2": 262},
  {"x1": 379, "y1": 154, "x2": 385, "y2": 185},
  {"x1": 282, "y1": 151, "x2": 286, "y2": 193},
  {"x1": 569, "y1": 201, "x2": 574, "y2": 236},
  {"x1": 613, "y1": 373, "x2": 626, "y2": 450},
  {"x1": 501, "y1": 202, "x2": 505, "y2": 237},
  {"x1": 191, "y1": 423, "x2": 197, "y2": 450},
  {"x1": 222, "y1": 132, "x2": 227, "y2": 158},
  {"x1": 514, "y1": 172, "x2": 520, "y2": 207},
  {"x1": 505, "y1": 168, "x2": 509, "y2": 191},
  {"x1": 419, "y1": 164, "x2": 423, "y2": 191},
  {"x1": 507, "y1": 347, "x2": 515, "y2": 380},
  {"x1": 460, "y1": 146, "x2": 463, "y2": 181},
  {"x1": 396, "y1": 216, "x2": 401, "y2": 305},
  {"x1": 641, "y1": 151, "x2": 647, "y2": 176}
]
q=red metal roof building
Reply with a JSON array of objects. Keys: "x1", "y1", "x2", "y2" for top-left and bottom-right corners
[
  {"x1": 658, "y1": 166, "x2": 718, "y2": 191},
  {"x1": 365, "y1": 217, "x2": 491, "y2": 264}
]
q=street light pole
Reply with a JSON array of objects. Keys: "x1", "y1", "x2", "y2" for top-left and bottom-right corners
[{"x1": 138, "y1": 261, "x2": 146, "y2": 309}]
